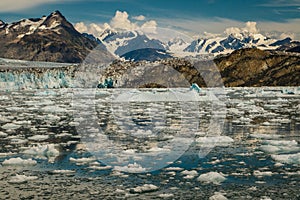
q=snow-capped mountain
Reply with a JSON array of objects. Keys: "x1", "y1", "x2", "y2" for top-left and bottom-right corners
[
  {"x1": 0, "y1": 11, "x2": 99, "y2": 63},
  {"x1": 167, "y1": 37, "x2": 190, "y2": 54},
  {"x1": 184, "y1": 33, "x2": 280, "y2": 54},
  {"x1": 101, "y1": 29, "x2": 166, "y2": 57},
  {"x1": 277, "y1": 41, "x2": 300, "y2": 53},
  {"x1": 95, "y1": 26, "x2": 297, "y2": 58},
  {"x1": 0, "y1": 10, "x2": 298, "y2": 64}
]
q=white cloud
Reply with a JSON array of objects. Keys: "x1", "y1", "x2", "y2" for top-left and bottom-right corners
[
  {"x1": 244, "y1": 22, "x2": 259, "y2": 34},
  {"x1": 75, "y1": 22, "x2": 112, "y2": 37},
  {"x1": 75, "y1": 10, "x2": 158, "y2": 37},
  {"x1": 279, "y1": 32, "x2": 295, "y2": 40},
  {"x1": 141, "y1": 20, "x2": 157, "y2": 34},
  {"x1": 158, "y1": 17, "x2": 300, "y2": 40},
  {"x1": 133, "y1": 15, "x2": 146, "y2": 21},
  {"x1": 224, "y1": 21, "x2": 259, "y2": 38},
  {"x1": 75, "y1": 22, "x2": 101, "y2": 35},
  {"x1": 110, "y1": 10, "x2": 138, "y2": 31},
  {"x1": 74, "y1": 22, "x2": 88, "y2": 33},
  {"x1": 76, "y1": 10, "x2": 300, "y2": 41}
]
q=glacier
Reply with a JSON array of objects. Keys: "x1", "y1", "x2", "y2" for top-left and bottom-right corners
[{"x1": 0, "y1": 58, "x2": 77, "y2": 90}]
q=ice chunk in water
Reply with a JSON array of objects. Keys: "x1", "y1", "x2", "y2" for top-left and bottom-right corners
[
  {"x1": 114, "y1": 163, "x2": 147, "y2": 173},
  {"x1": 197, "y1": 172, "x2": 227, "y2": 184},
  {"x1": 28, "y1": 135, "x2": 49, "y2": 141},
  {"x1": 2, "y1": 157, "x2": 37, "y2": 166},
  {"x1": 259, "y1": 140, "x2": 299, "y2": 154},
  {"x1": 196, "y1": 136, "x2": 234, "y2": 147},
  {"x1": 209, "y1": 192, "x2": 228, "y2": 200},
  {"x1": 8, "y1": 174, "x2": 38, "y2": 184},
  {"x1": 130, "y1": 184, "x2": 159, "y2": 193},
  {"x1": 271, "y1": 153, "x2": 300, "y2": 165},
  {"x1": 0, "y1": 131, "x2": 8, "y2": 137},
  {"x1": 23, "y1": 144, "x2": 59, "y2": 163},
  {"x1": 1, "y1": 123, "x2": 21, "y2": 130},
  {"x1": 69, "y1": 157, "x2": 96, "y2": 165}
]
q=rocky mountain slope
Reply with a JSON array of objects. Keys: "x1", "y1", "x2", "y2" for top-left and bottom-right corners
[
  {"x1": 0, "y1": 11, "x2": 99, "y2": 63},
  {"x1": 99, "y1": 48, "x2": 300, "y2": 87},
  {"x1": 215, "y1": 48, "x2": 300, "y2": 86}
]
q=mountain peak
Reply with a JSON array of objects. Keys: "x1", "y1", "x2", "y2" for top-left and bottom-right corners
[
  {"x1": 41, "y1": 10, "x2": 74, "y2": 31},
  {"x1": 0, "y1": 20, "x2": 5, "y2": 28},
  {"x1": 51, "y1": 10, "x2": 64, "y2": 18},
  {"x1": 0, "y1": 10, "x2": 100, "y2": 63},
  {"x1": 45, "y1": 10, "x2": 67, "y2": 24}
]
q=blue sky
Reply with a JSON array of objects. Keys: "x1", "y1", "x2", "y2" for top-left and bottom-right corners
[{"x1": 0, "y1": 0, "x2": 300, "y2": 39}]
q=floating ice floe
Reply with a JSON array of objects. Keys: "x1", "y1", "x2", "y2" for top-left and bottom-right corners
[
  {"x1": 271, "y1": 153, "x2": 300, "y2": 165},
  {"x1": 51, "y1": 170, "x2": 76, "y2": 174},
  {"x1": 88, "y1": 165, "x2": 112, "y2": 171},
  {"x1": 55, "y1": 132, "x2": 72, "y2": 138},
  {"x1": 0, "y1": 131, "x2": 8, "y2": 137},
  {"x1": 158, "y1": 193, "x2": 174, "y2": 198},
  {"x1": 8, "y1": 174, "x2": 38, "y2": 184},
  {"x1": 253, "y1": 170, "x2": 273, "y2": 177},
  {"x1": 209, "y1": 192, "x2": 228, "y2": 200},
  {"x1": 69, "y1": 157, "x2": 96, "y2": 165},
  {"x1": 23, "y1": 144, "x2": 60, "y2": 162},
  {"x1": 250, "y1": 134, "x2": 283, "y2": 139},
  {"x1": 41, "y1": 106, "x2": 67, "y2": 113},
  {"x1": 2, "y1": 157, "x2": 37, "y2": 166},
  {"x1": 164, "y1": 167, "x2": 184, "y2": 171},
  {"x1": 197, "y1": 172, "x2": 227, "y2": 184},
  {"x1": 114, "y1": 162, "x2": 147, "y2": 173},
  {"x1": 196, "y1": 136, "x2": 234, "y2": 147},
  {"x1": 130, "y1": 184, "x2": 159, "y2": 193},
  {"x1": 1, "y1": 123, "x2": 21, "y2": 130},
  {"x1": 28, "y1": 135, "x2": 49, "y2": 141},
  {"x1": 147, "y1": 146, "x2": 171, "y2": 153},
  {"x1": 180, "y1": 170, "x2": 198, "y2": 177},
  {"x1": 259, "y1": 140, "x2": 299, "y2": 154},
  {"x1": 262, "y1": 140, "x2": 298, "y2": 146},
  {"x1": 180, "y1": 170, "x2": 198, "y2": 179}
]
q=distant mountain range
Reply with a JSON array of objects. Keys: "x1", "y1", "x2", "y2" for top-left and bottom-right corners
[
  {"x1": 0, "y1": 10, "x2": 299, "y2": 63},
  {"x1": 98, "y1": 25, "x2": 300, "y2": 60}
]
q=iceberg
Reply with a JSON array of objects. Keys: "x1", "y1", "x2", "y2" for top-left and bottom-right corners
[
  {"x1": 190, "y1": 83, "x2": 201, "y2": 93},
  {"x1": 197, "y1": 172, "x2": 227, "y2": 184},
  {"x1": 271, "y1": 153, "x2": 300, "y2": 165},
  {"x1": 23, "y1": 144, "x2": 60, "y2": 163},
  {"x1": 2, "y1": 157, "x2": 37, "y2": 166},
  {"x1": 8, "y1": 174, "x2": 38, "y2": 184},
  {"x1": 130, "y1": 184, "x2": 159, "y2": 193}
]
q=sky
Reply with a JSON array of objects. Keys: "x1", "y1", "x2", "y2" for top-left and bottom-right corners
[{"x1": 0, "y1": 0, "x2": 299, "y2": 39}]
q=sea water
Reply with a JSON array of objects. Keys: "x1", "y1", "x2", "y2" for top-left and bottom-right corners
[{"x1": 0, "y1": 87, "x2": 299, "y2": 199}]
